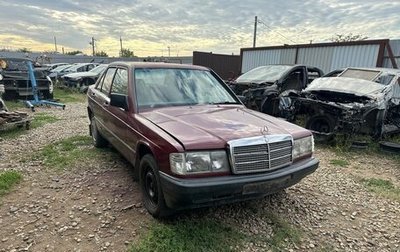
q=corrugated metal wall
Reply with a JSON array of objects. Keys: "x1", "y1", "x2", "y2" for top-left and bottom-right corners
[
  {"x1": 0, "y1": 51, "x2": 193, "y2": 65},
  {"x1": 241, "y1": 40, "x2": 395, "y2": 74},
  {"x1": 241, "y1": 48, "x2": 296, "y2": 73},
  {"x1": 383, "y1": 39, "x2": 400, "y2": 68},
  {"x1": 193, "y1": 51, "x2": 241, "y2": 80}
]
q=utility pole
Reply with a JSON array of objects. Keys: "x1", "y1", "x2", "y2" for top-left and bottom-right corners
[
  {"x1": 253, "y1": 16, "x2": 257, "y2": 48},
  {"x1": 120, "y1": 36, "x2": 123, "y2": 56},
  {"x1": 167, "y1": 46, "x2": 170, "y2": 57},
  {"x1": 54, "y1": 36, "x2": 58, "y2": 52},
  {"x1": 90, "y1": 37, "x2": 95, "y2": 56}
]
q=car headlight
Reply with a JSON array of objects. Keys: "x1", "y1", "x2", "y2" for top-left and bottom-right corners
[
  {"x1": 292, "y1": 135, "x2": 314, "y2": 160},
  {"x1": 170, "y1": 151, "x2": 230, "y2": 175}
]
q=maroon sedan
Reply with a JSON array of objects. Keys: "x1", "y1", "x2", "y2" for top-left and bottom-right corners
[{"x1": 87, "y1": 62, "x2": 319, "y2": 218}]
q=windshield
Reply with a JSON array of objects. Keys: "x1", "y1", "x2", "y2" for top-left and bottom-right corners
[
  {"x1": 340, "y1": 68, "x2": 394, "y2": 85},
  {"x1": 63, "y1": 64, "x2": 85, "y2": 72},
  {"x1": 0, "y1": 59, "x2": 34, "y2": 71},
  {"x1": 134, "y1": 68, "x2": 238, "y2": 109},
  {"x1": 236, "y1": 65, "x2": 292, "y2": 83},
  {"x1": 90, "y1": 65, "x2": 107, "y2": 74},
  {"x1": 52, "y1": 64, "x2": 71, "y2": 72}
]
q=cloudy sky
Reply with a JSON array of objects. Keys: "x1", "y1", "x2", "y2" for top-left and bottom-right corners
[{"x1": 0, "y1": 0, "x2": 399, "y2": 57}]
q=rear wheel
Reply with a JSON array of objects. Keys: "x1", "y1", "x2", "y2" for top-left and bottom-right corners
[
  {"x1": 90, "y1": 116, "x2": 107, "y2": 148},
  {"x1": 139, "y1": 154, "x2": 172, "y2": 218}
]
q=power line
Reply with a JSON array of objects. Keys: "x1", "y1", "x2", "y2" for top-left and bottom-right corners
[{"x1": 257, "y1": 18, "x2": 297, "y2": 44}]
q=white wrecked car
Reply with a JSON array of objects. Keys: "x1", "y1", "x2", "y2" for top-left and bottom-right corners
[{"x1": 280, "y1": 67, "x2": 400, "y2": 138}]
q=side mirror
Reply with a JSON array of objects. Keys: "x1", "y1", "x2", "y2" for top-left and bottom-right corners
[{"x1": 110, "y1": 93, "x2": 128, "y2": 110}]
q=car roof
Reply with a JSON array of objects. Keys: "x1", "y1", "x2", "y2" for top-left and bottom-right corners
[
  {"x1": 108, "y1": 61, "x2": 208, "y2": 70},
  {"x1": 345, "y1": 67, "x2": 400, "y2": 75}
]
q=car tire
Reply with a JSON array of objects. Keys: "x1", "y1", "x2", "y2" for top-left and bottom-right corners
[
  {"x1": 306, "y1": 115, "x2": 336, "y2": 133},
  {"x1": 379, "y1": 141, "x2": 400, "y2": 154},
  {"x1": 139, "y1": 154, "x2": 172, "y2": 218},
  {"x1": 90, "y1": 116, "x2": 108, "y2": 148}
]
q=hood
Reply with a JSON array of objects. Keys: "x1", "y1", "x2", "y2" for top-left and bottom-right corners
[
  {"x1": 140, "y1": 105, "x2": 309, "y2": 150},
  {"x1": 306, "y1": 77, "x2": 386, "y2": 98},
  {"x1": 63, "y1": 71, "x2": 97, "y2": 79}
]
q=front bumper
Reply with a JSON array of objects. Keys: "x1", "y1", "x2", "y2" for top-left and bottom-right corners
[{"x1": 160, "y1": 157, "x2": 319, "y2": 210}]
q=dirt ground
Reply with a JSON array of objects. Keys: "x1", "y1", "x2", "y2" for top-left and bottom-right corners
[{"x1": 0, "y1": 102, "x2": 399, "y2": 252}]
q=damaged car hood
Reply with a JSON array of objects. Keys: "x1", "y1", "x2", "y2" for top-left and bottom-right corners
[
  {"x1": 63, "y1": 72, "x2": 98, "y2": 79},
  {"x1": 305, "y1": 77, "x2": 387, "y2": 99},
  {"x1": 140, "y1": 105, "x2": 309, "y2": 150}
]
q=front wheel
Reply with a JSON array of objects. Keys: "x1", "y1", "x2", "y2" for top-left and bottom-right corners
[{"x1": 139, "y1": 154, "x2": 172, "y2": 218}]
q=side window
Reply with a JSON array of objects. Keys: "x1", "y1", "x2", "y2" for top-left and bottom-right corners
[
  {"x1": 87, "y1": 64, "x2": 95, "y2": 71},
  {"x1": 101, "y1": 68, "x2": 116, "y2": 95},
  {"x1": 77, "y1": 66, "x2": 84, "y2": 72},
  {"x1": 95, "y1": 73, "x2": 106, "y2": 90},
  {"x1": 111, "y1": 68, "x2": 128, "y2": 95},
  {"x1": 281, "y1": 70, "x2": 304, "y2": 91}
]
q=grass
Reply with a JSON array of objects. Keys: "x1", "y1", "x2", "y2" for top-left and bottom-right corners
[
  {"x1": 3, "y1": 100, "x2": 26, "y2": 111},
  {"x1": 329, "y1": 159, "x2": 349, "y2": 167},
  {"x1": 0, "y1": 112, "x2": 59, "y2": 139},
  {"x1": 130, "y1": 202, "x2": 303, "y2": 252},
  {"x1": 261, "y1": 212, "x2": 302, "y2": 251},
  {"x1": 130, "y1": 218, "x2": 244, "y2": 252},
  {"x1": 33, "y1": 135, "x2": 113, "y2": 170},
  {"x1": 318, "y1": 134, "x2": 400, "y2": 166},
  {"x1": 0, "y1": 171, "x2": 22, "y2": 197},
  {"x1": 361, "y1": 178, "x2": 400, "y2": 201},
  {"x1": 53, "y1": 87, "x2": 86, "y2": 103}
]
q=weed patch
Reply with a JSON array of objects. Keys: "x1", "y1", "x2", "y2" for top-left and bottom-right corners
[
  {"x1": 261, "y1": 212, "x2": 302, "y2": 251},
  {"x1": 53, "y1": 88, "x2": 86, "y2": 103},
  {"x1": 329, "y1": 159, "x2": 349, "y2": 167},
  {"x1": 0, "y1": 171, "x2": 22, "y2": 197},
  {"x1": 362, "y1": 178, "x2": 400, "y2": 201},
  {"x1": 33, "y1": 135, "x2": 114, "y2": 170},
  {"x1": 0, "y1": 112, "x2": 59, "y2": 139},
  {"x1": 130, "y1": 218, "x2": 243, "y2": 252}
]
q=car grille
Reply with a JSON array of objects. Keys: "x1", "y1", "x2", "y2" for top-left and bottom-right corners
[{"x1": 228, "y1": 135, "x2": 293, "y2": 174}]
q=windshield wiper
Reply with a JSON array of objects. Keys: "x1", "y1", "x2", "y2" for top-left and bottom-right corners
[{"x1": 209, "y1": 101, "x2": 239, "y2": 105}]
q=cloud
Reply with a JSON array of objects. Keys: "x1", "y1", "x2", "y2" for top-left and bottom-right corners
[{"x1": 0, "y1": 0, "x2": 398, "y2": 56}]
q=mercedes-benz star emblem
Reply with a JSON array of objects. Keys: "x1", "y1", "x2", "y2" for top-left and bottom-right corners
[{"x1": 260, "y1": 125, "x2": 269, "y2": 136}]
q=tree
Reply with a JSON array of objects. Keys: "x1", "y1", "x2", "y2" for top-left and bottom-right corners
[
  {"x1": 120, "y1": 48, "x2": 134, "y2": 58},
  {"x1": 65, "y1": 50, "x2": 83, "y2": 55},
  {"x1": 95, "y1": 50, "x2": 108, "y2": 57},
  {"x1": 330, "y1": 33, "x2": 368, "y2": 42}
]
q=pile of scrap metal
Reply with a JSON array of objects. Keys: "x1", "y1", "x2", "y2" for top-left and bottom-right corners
[
  {"x1": 0, "y1": 98, "x2": 31, "y2": 130},
  {"x1": 229, "y1": 65, "x2": 323, "y2": 116},
  {"x1": 279, "y1": 67, "x2": 400, "y2": 139}
]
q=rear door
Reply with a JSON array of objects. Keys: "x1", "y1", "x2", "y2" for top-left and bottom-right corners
[{"x1": 88, "y1": 67, "x2": 116, "y2": 140}]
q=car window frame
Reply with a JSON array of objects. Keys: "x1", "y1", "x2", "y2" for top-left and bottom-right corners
[
  {"x1": 100, "y1": 67, "x2": 117, "y2": 95},
  {"x1": 110, "y1": 67, "x2": 129, "y2": 96}
]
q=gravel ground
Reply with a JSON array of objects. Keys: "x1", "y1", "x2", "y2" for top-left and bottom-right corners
[{"x1": 0, "y1": 102, "x2": 399, "y2": 251}]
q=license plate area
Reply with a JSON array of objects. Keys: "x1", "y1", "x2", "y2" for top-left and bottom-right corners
[{"x1": 242, "y1": 175, "x2": 291, "y2": 195}]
